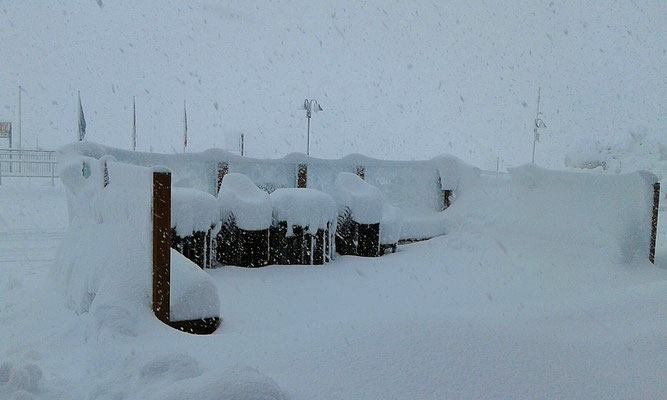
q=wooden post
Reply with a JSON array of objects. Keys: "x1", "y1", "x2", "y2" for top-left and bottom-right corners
[
  {"x1": 297, "y1": 164, "x2": 308, "y2": 188},
  {"x1": 152, "y1": 171, "x2": 171, "y2": 324},
  {"x1": 649, "y1": 182, "x2": 660, "y2": 264},
  {"x1": 216, "y1": 162, "x2": 228, "y2": 194},
  {"x1": 355, "y1": 165, "x2": 365, "y2": 180}
]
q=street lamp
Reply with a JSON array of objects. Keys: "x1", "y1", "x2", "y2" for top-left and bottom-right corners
[
  {"x1": 531, "y1": 87, "x2": 547, "y2": 164},
  {"x1": 303, "y1": 98, "x2": 323, "y2": 156}
]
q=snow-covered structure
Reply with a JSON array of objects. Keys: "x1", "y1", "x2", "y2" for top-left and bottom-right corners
[
  {"x1": 269, "y1": 188, "x2": 337, "y2": 264},
  {"x1": 333, "y1": 172, "x2": 383, "y2": 257},
  {"x1": 55, "y1": 154, "x2": 221, "y2": 334},
  {"x1": 59, "y1": 142, "x2": 475, "y2": 241},
  {"x1": 171, "y1": 187, "x2": 219, "y2": 268},
  {"x1": 216, "y1": 173, "x2": 272, "y2": 267}
]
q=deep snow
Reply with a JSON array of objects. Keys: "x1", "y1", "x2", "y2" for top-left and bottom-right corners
[{"x1": 1, "y1": 161, "x2": 666, "y2": 399}]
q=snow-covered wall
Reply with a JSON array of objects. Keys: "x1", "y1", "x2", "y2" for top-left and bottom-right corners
[
  {"x1": 59, "y1": 142, "x2": 476, "y2": 218},
  {"x1": 446, "y1": 165, "x2": 658, "y2": 263}
]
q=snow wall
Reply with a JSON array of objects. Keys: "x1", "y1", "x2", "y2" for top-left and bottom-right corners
[
  {"x1": 60, "y1": 142, "x2": 479, "y2": 240},
  {"x1": 447, "y1": 165, "x2": 658, "y2": 263},
  {"x1": 54, "y1": 154, "x2": 219, "y2": 331}
]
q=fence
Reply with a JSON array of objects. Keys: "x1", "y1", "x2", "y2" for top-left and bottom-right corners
[{"x1": 0, "y1": 149, "x2": 58, "y2": 185}]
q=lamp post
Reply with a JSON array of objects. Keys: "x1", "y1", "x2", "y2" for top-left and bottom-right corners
[
  {"x1": 531, "y1": 87, "x2": 547, "y2": 164},
  {"x1": 303, "y1": 99, "x2": 323, "y2": 156}
]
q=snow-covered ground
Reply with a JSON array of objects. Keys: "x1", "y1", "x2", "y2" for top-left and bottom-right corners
[{"x1": 1, "y1": 169, "x2": 666, "y2": 399}]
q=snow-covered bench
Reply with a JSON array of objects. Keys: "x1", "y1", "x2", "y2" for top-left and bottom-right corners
[
  {"x1": 269, "y1": 188, "x2": 337, "y2": 265},
  {"x1": 333, "y1": 172, "x2": 384, "y2": 257},
  {"x1": 171, "y1": 187, "x2": 219, "y2": 268},
  {"x1": 216, "y1": 173, "x2": 272, "y2": 267}
]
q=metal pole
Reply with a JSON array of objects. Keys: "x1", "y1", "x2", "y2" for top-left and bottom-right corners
[
  {"x1": 306, "y1": 116, "x2": 311, "y2": 156},
  {"x1": 532, "y1": 87, "x2": 541, "y2": 164},
  {"x1": 134, "y1": 96, "x2": 137, "y2": 151},
  {"x1": 18, "y1": 85, "x2": 22, "y2": 150}
]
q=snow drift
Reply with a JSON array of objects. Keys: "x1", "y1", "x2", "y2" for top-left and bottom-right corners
[{"x1": 54, "y1": 154, "x2": 220, "y2": 330}]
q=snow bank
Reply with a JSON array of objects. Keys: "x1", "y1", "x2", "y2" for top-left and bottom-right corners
[
  {"x1": 171, "y1": 187, "x2": 219, "y2": 236},
  {"x1": 170, "y1": 249, "x2": 220, "y2": 321},
  {"x1": 149, "y1": 365, "x2": 287, "y2": 400},
  {"x1": 54, "y1": 155, "x2": 220, "y2": 327},
  {"x1": 217, "y1": 173, "x2": 272, "y2": 231},
  {"x1": 334, "y1": 172, "x2": 383, "y2": 224},
  {"x1": 270, "y1": 188, "x2": 337, "y2": 235},
  {"x1": 511, "y1": 165, "x2": 656, "y2": 262},
  {"x1": 446, "y1": 164, "x2": 658, "y2": 263}
]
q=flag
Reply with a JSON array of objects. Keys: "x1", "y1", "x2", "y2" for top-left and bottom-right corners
[
  {"x1": 132, "y1": 96, "x2": 137, "y2": 151},
  {"x1": 183, "y1": 100, "x2": 188, "y2": 152},
  {"x1": 78, "y1": 91, "x2": 86, "y2": 141}
]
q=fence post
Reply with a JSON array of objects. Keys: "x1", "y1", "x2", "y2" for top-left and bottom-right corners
[
  {"x1": 649, "y1": 182, "x2": 660, "y2": 264},
  {"x1": 355, "y1": 165, "x2": 365, "y2": 180},
  {"x1": 297, "y1": 164, "x2": 308, "y2": 188},
  {"x1": 152, "y1": 171, "x2": 171, "y2": 324},
  {"x1": 216, "y1": 162, "x2": 228, "y2": 194}
]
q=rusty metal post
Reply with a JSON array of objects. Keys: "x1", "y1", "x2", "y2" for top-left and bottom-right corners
[
  {"x1": 649, "y1": 182, "x2": 660, "y2": 264},
  {"x1": 297, "y1": 164, "x2": 308, "y2": 188},
  {"x1": 355, "y1": 165, "x2": 365, "y2": 180},
  {"x1": 152, "y1": 171, "x2": 171, "y2": 324}
]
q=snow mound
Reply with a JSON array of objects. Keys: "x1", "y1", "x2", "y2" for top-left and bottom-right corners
[
  {"x1": 54, "y1": 155, "x2": 220, "y2": 330},
  {"x1": 334, "y1": 172, "x2": 383, "y2": 224},
  {"x1": 270, "y1": 188, "x2": 337, "y2": 235},
  {"x1": 171, "y1": 187, "x2": 219, "y2": 236},
  {"x1": 151, "y1": 365, "x2": 287, "y2": 400},
  {"x1": 170, "y1": 249, "x2": 220, "y2": 321},
  {"x1": 218, "y1": 173, "x2": 272, "y2": 231},
  {"x1": 446, "y1": 164, "x2": 657, "y2": 263}
]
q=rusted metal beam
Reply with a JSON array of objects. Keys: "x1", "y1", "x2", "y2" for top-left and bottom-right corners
[{"x1": 152, "y1": 171, "x2": 171, "y2": 324}]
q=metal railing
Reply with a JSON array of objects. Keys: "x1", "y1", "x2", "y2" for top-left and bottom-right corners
[{"x1": 0, "y1": 149, "x2": 58, "y2": 185}]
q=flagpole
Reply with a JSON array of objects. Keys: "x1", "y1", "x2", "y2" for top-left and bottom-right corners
[
  {"x1": 18, "y1": 85, "x2": 22, "y2": 149},
  {"x1": 132, "y1": 96, "x2": 137, "y2": 151},
  {"x1": 183, "y1": 100, "x2": 188, "y2": 153}
]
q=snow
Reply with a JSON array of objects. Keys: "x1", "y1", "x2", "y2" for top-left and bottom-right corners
[
  {"x1": 379, "y1": 203, "x2": 402, "y2": 245},
  {"x1": 1, "y1": 155, "x2": 666, "y2": 399},
  {"x1": 55, "y1": 155, "x2": 220, "y2": 323},
  {"x1": 333, "y1": 172, "x2": 383, "y2": 224},
  {"x1": 217, "y1": 173, "x2": 272, "y2": 231},
  {"x1": 269, "y1": 188, "x2": 336, "y2": 236},
  {"x1": 171, "y1": 187, "x2": 219, "y2": 236},
  {"x1": 170, "y1": 249, "x2": 220, "y2": 322}
]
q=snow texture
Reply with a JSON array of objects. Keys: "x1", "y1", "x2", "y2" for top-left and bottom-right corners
[
  {"x1": 171, "y1": 187, "x2": 219, "y2": 236},
  {"x1": 217, "y1": 173, "x2": 272, "y2": 231},
  {"x1": 269, "y1": 188, "x2": 337, "y2": 236}
]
